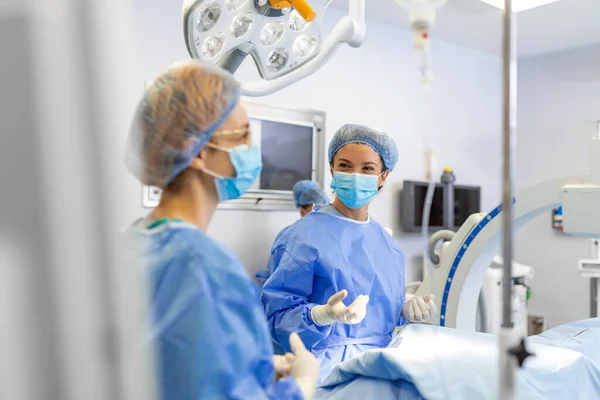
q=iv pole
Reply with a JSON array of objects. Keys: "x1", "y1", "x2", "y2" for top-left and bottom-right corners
[{"x1": 499, "y1": 0, "x2": 519, "y2": 398}]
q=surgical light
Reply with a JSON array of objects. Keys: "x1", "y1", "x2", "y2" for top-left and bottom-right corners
[
  {"x1": 197, "y1": 1, "x2": 222, "y2": 32},
  {"x1": 267, "y1": 48, "x2": 289, "y2": 71},
  {"x1": 226, "y1": 0, "x2": 248, "y2": 11},
  {"x1": 183, "y1": 0, "x2": 367, "y2": 96},
  {"x1": 231, "y1": 12, "x2": 254, "y2": 38},
  {"x1": 289, "y1": 9, "x2": 309, "y2": 31},
  {"x1": 293, "y1": 34, "x2": 317, "y2": 57},
  {"x1": 260, "y1": 22, "x2": 285, "y2": 46},
  {"x1": 480, "y1": 0, "x2": 560, "y2": 12},
  {"x1": 202, "y1": 32, "x2": 226, "y2": 58}
]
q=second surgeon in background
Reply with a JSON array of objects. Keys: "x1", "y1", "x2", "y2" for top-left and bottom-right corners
[
  {"x1": 292, "y1": 180, "x2": 330, "y2": 218},
  {"x1": 124, "y1": 61, "x2": 318, "y2": 400},
  {"x1": 262, "y1": 124, "x2": 437, "y2": 382}
]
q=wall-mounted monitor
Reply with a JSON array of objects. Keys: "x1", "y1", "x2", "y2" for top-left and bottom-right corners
[{"x1": 401, "y1": 180, "x2": 481, "y2": 233}]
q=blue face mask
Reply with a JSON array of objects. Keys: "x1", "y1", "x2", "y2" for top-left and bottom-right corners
[
  {"x1": 330, "y1": 171, "x2": 381, "y2": 209},
  {"x1": 204, "y1": 144, "x2": 262, "y2": 202}
]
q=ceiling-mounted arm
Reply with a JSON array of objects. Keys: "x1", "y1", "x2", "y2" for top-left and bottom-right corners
[{"x1": 183, "y1": 0, "x2": 366, "y2": 97}]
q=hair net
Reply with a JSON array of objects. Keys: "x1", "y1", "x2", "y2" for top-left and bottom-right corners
[
  {"x1": 293, "y1": 180, "x2": 329, "y2": 208},
  {"x1": 125, "y1": 60, "x2": 241, "y2": 189},
  {"x1": 328, "y1": 124, "x2": 399, "y2": 172}
]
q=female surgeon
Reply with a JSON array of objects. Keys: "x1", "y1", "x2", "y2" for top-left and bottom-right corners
[
  {"x1": 124, "y1": 61, "x2": 319, "y2": 400},
  {"x1": 261, "y1": 124, "x2": 437, "y2": 382}
]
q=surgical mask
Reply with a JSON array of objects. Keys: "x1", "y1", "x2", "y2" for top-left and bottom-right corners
[
  {"x1": 330, "y1": 171, "x2": 382, "y2": 209},
  {"x1": 203, "y1": 143, "x2": 262, "y2": 202}
]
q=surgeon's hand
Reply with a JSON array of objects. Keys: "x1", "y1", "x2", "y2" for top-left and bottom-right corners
[
  {"x1": 310, "y1": 289, "x2": 370, "y2": 327},
  {"x1": 273, "y1": 354, "x2": 295, "y2": 380},
  {"x1": 402, "y1": 294, "x2": 437, "y2": 323},
  {"x1": 289, "y1": 332, "x2": 319, "y2": 400}
]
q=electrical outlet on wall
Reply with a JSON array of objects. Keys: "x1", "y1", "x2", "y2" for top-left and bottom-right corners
[{"x1": 143, "y1": 185, "x2": 161, "y2": 208}]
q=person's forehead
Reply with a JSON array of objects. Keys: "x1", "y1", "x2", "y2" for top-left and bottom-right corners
[{"x1": 334, "y1": 143, "x2": 380, "y2": 161}]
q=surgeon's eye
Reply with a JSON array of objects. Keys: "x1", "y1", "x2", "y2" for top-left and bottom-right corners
[
  {"x1": 338, "y1": 162, "x2": 350, "y2": 169},
  {"x1": 363, "y1": 166, "x2": 375, "y2": 172}
]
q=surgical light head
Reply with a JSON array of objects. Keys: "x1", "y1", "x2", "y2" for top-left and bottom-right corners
[{"x1": 183, "y1": 0, "x2": 366, "y2": 96}]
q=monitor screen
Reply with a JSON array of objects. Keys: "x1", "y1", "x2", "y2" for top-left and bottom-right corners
[
  {"x1": 250, "y1": 118, "x2": 314, "y2": 191},
  {"x1": 401, "y1": 181, "x2": 481, "y2": 232}
]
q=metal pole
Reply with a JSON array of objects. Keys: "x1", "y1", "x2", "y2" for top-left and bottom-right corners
[
  {"x1": 591, "y1": 278, "x2": 598, "y2": 318},
  {"x1": 593, "y1": 240, "x2": 599, "y2": 318},
  {"x1": 501, "y1": 0, "x2": 517, "y2": 331},
  {"x1": 499, "y1": 0, "x2": 517, "y2": 398}
]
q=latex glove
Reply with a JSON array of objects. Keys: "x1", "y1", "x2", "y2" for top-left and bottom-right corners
[
  {"x1": 310, "y1": 289, "x2": 369, "y2": 327},
  {"x1": 289, "y1": 332, "x2": 319, "y2": 400},
  {"x1": 273, "y1": 354, "x2": 295, "y2": 380},
  {"x1": 402, "y1": 294, "x2": 437, "y2": 323}
]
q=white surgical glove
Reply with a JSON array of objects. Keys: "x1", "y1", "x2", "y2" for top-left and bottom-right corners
[
  {"x1": 273, "y1": 354, "x2": 295, "y2": 380},
  {"x1": 402, "y1": 294, "x2": 437, "y2": 323},
  {"x1": 289, "y1": 332, "x2": 319, "y2": 400},
  {"x1": 310, "y1": 289, "x2": 369, "y2": 327}
]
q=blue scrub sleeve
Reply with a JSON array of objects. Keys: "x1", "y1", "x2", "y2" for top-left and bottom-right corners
[
  {"x1": 152, "y1": 262, "x2": 303, "y2": 400},
  {"x1": 262, "y1": 248, "x2": 334, "y2": 353}
]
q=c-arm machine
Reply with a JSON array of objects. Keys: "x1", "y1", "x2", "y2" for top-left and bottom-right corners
[{"x1": 415, "y1": 137, "x2": 600, "y2": 331}]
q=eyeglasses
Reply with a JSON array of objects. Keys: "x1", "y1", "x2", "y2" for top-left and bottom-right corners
[
  {"x1": 214, "y1": 126, "x2": 251, "y2": 136},
  {"x1": 213, "y1": 125, "x2": 253, "y2": 145}
]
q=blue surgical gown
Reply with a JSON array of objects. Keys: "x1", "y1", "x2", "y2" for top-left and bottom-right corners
[
  {"x1": 255, "y1": 225, "x2": 292, "y2": 286},
  {"x1": 128, "y1": 220, "x2": 303, "y2": 400},
  {"x1": 261, "y1": 207, "x2": 406, "y2": 383}
]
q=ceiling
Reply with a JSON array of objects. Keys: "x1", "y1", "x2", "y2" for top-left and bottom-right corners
[{"x1": 333, "y1": 0, "x2": 600, "y2": 57}]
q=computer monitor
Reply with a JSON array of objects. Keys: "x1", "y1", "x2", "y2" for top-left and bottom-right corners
[{"x1": 401, "y1": 180, "x2": 481, "y2": 233}]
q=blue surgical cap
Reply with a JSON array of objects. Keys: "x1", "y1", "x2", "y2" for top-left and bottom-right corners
[
  {"x1": 328, "y1": 124, "x2": 398, "y2": 171},
  {"x1": 293, "y1": 180, "x2": 329, "y2": 208},
  {"x1": 125, "y1": 60, "x2": 241, "y2": 189}
]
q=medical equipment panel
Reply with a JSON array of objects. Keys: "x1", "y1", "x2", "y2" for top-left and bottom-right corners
[{"x1": 561, "y1": 184, "x2": 600, "y2": 237}]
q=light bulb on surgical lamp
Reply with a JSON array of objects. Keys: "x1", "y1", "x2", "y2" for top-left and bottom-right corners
[
  {"x1": 267, "y1": 48, "x2": 290, "y2": 71},
  {"x1": 289, "y1": 9, "x2": 309, "y2": 31},
  {"x1": 293, "y1": 34, "x2": 317, "y2": 58},
  {"x1": 183, "y1": 0, "x2": 367, "y2": 96},
  {"x1": 197, "y1": 1, "x2": 222, "y2": 32},
  {"x1": 230, "y1": 12, "x2": 254, "y2": 38},
  {"x1": 260, "y1": 22, "x2": 285, "y2": 46},
  {"x1": 226, "y1": 0, "x2": 248, "y2": 11},
  {"x1": 202, "y1": 32, "x2": 226, "y2": 58}
]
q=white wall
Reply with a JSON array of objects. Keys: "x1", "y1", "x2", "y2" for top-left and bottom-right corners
[
  {"x1": 128, "y1": 0, "x2": 502, "y2": 281},
  {"x1": 515, "y1": 44, "x2": 600, "y2": 328}
]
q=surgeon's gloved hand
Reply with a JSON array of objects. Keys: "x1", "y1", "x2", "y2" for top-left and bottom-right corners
[
  {"x1": 273, "y1": 354, "x2": 295, "y2": 380},
  {"x1": 289, "y1": 332, "x2": 319, "y2": 400},
  {"x1": 310, "y1": 289, "x2": 369, "y2": 327},
  {"x1": 402, "y1": 294, "x2": 437, "y2": 323}
]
